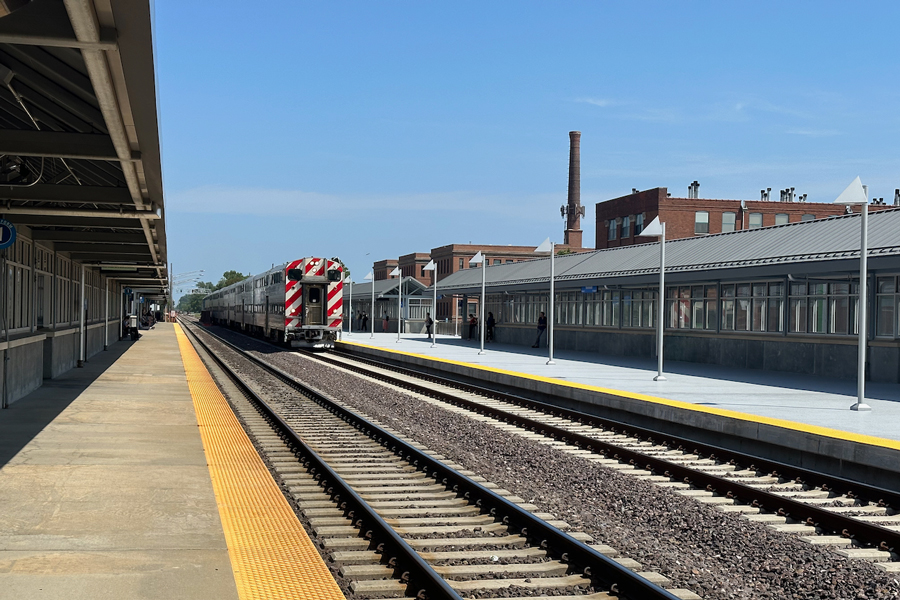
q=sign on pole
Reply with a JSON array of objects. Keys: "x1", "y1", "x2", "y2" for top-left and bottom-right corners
[{"x1": 0, "y1": 219, "x2": 16, "y2": 250}]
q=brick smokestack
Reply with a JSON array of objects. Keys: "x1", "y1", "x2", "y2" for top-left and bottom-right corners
[{"x1": 563, "y1": 131, "x2": 584, "y2": 248}]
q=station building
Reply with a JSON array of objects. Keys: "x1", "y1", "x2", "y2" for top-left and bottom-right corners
[
  {"x1": 431, "y1": 208, "x2": 900, "y2": 383},
  {"x1": 592, "y1": 185, "x2": 893, "y2": 250},
  {"x1": 0, "y1": 1, "x2": 169, "y2": 406}
]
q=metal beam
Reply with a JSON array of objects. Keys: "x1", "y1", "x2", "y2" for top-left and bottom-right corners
[
  {"x1": 1, "y1": 206, "x2": 159, "y2": 219},
  {"x1": 32, "y1": 230, "x2": 146, "y2": 243},
  {"x1": 55, "y1": 243, "x2": 150, "y2": 254},
  {"x1": 0, "y1": 0, "x2": 116, "y2": 49},
  {"x1": 8, "y1": 215, "x2": 144, "y2": 228},
  {"x1": 0, "y1": 184, "x2": 132, "y2": 204},
  {"x1": 67, "y1": 252, "x2": 151, "y2": 262},
  {"x1": 0, "y1": 130, "x2": 128, "y2": 160}
]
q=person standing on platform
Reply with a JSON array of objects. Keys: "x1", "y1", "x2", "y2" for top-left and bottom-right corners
[
  {"x1": 383, "y1": 312, "x2": 390, "y2": 332},
  {"x1": 425, "y1": 313, "x2": 434, "y2": 339},
  {"x1": 532, "y1": 311, "x2": 547, "y2": 348},
  {"x1": 468, "y1": 313, "x2": 478, "y2": 340},
  {"x1": 362, "y1": 312, "x2": 369, "y2": 331},
  {"x1": 486, "y1": 312, "x2": 495, "y2": 342}
]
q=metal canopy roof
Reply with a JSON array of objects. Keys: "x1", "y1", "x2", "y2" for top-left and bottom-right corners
[
  {"x1": 433, "y1": 207, "x2": 900, "y2": 295},
  {"x1": 0, "y1": 0, "x2": 166, "y2": 291},
  {"x1": 348, "y1": 277, "x2": 428, "y2": 299}
]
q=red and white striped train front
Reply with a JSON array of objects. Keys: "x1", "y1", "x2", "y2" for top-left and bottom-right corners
[{"x1": 283, "y1": 257, "x2": 343, "y2": 346}]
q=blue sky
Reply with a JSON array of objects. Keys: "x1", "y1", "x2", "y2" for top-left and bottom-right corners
[{"x1": 156, "y1": 1, "x2": 900, "y2": 295}]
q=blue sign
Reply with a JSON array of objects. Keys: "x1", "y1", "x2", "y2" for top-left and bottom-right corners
[
  {"x1": 0, "y1": 219, "x2": 16, "y2": 250},
  {"x1": 581, "y1": 286, "x2": 598, "y2": 294}
]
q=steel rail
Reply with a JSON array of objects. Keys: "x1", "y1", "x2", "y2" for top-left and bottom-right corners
[
  {"x1": 181, "y1": 322, "x2": 463, "y2": 600},
  {"x1": 318, "y1": 348, "x2": 900, "y2": 555},
  {"x1": 184, "y1": 320, "x2": 683, "y2": 600}
]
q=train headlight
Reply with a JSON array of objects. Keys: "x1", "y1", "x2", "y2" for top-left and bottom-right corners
[{"x1": 326, "y1": 269, "x2": 341, "y2": 282}]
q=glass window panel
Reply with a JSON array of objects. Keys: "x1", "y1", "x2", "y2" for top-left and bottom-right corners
[
  {"x1": 830, "y1": 283, "x2": 850, "y2": 295},
  {"x1": 608, "y1": 220, "x2": 616, "y2": 240},
  {"x1": 621, "y1": 215, "x2": 630, "y2": 238},
  {"x1": 877, "y1": 277, "x2": 896, "y2": 294},
  {"x1": 752, "y1": 284, "x2": 767, "y2": 297},
  {"x1": 737, "y1": 284, "x2": 751, "y2": 297},
  {"x1": 830, "y1": 296, "x2": 849, "y2": 334},
  {"x1": 790, "y1": 298, "x2": 807, "y2": 333},
  {"x1": 790, "y1": 282, "x2": 807, "y2": 296},
  {"x1": 635, "y1": 214, "x2": 644, "y2": 235},
  {"x1": 691, "y1": 285, "x2": 704, "y2": 298},
  {"x1": 722, "y1": 284, "x2": 735, "y2": 298},
  {"x1": 692, "y1": 300, "x2": 704, "y2": 328},
  {"x1": 722, "y1": 212, "x2": 736, "y2": 233},
  {"x1": 775, "y1": 213, "x2": 789, "y2": 225},
  {"x1": 801, "y1": 214, "x2": 815, "y2": 221},
  {"x1": 749, "y1": 213, "x2": 763, "y2": 228},
  {"x1": 876, "y1": 296, "x2": 895, "y2": 337},
  {"x1": 766, "y1": 298, "x2": 783, "y2": 332},
  {"x1": 751, "y1": 298, "x2": 766, "y2": 331},
  {"x1": 735, "y1": 298, "x2": 750, "y2": 330},
  {"x1": 705, "y1": 298, "x2": 717, "y2": 329},
  {"x1": 722, "y1": 299, "x2": 735, "y2": 330},
  {"x1": 810, "y1": 298, "x2": 826, "y2": 333},
  {"x1": 694, "y1": 211, "x2": 709, "y2": 234},
  {"x1": 810, "y1": 283, "x2": 827, "y2": 295}
]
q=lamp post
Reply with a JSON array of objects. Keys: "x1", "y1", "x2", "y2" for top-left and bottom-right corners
[
  {"x1": 469, "y1": 251, "x2": 486, "y2": 355},
  {"x1": 535, "y1": 238, "x2": 556, "y2": 365},
  {"x1": 364, "y1": 270, "x2": 374, "y2": 338},
  {"x1": 638, "y1": 216, "x2": 667, "y2": 381},
  {"x1": 390, "y1": 267, "x2": 402, "y2": 342},
  {"x1": 423, "y1": 259, "x2": 437, "y2": 348},
  {"x1": 835, "y1": 176, "x2": 872, "y2": 411}
]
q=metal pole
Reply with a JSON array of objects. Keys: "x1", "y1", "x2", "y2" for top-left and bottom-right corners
[
  {"x1": 431, "y1": 274, "x2": 437, "y2": 349},
  {"x1": 104, "y1": 277, "x2": 108, "y2": 350},
  {"x1": 77, "y1": 264, "x2": 85, "y2": 367},
  {"x1": 654, "y1": 224, "x2": 667, "y2": 381},
  {"x1": 851, "y1": 205, "x2": 871, "y2": 410},
  {"x1": 396, "y1": 277, "x2": 402, "y2": 343},
  {"x1": 478, "y1": 258, "x2": 486, "y2": 355},
  {"x1": 1, "y1": 249, "x2": 8, "y2": 409},
  {"x1": 547, "y1": 243, "x2": 555, "y2": 365},
  {"x1": 370, "y1": 267, "x2": 375, "y2": 339}
]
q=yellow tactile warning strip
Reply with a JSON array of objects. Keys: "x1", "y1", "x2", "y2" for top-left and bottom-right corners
[
  {"x1": 175, "y1": 324, "x2": 346, "y2": 600},
  {"x1": 339, "y1": 340, "x2": 900, "y2": 452}
]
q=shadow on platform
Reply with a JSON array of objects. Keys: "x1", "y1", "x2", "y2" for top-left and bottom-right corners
[{"x1": 0, "y1": 339, "x2": 133, "y2": 470}]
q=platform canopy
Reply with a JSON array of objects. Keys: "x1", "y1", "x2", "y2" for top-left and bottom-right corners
[{"x1": 0, "y1": 0, "x2": 167, "y2": 292}]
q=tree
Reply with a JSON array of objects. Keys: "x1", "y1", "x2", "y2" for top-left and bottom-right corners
[
  {"x1": 217, "y1": 270, "x2": 248, "y2": 289},
  {"x1": 177, "y1": 293, "x2": 205, "y2": 313}
]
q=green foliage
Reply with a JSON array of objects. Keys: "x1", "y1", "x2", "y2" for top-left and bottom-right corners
[
  {"x1": 177, "y1": 294, "x2": 205, "y2": 313},
  {"x1": 218, "y1": 270, "x2": 248, "y2": 289},
  {"x1": 556, "y1": 248, "x2": 574, "y2": 256}
]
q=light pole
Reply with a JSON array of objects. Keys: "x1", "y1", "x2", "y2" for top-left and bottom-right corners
[
  {"x1": 364, "y1": 270, "x2": 374, "y2": 338},
  {"x1": 390, "y1": 267, "x2": 402, "y2": 342},
  {"x1": 535, "y1": 238, "x2": 556, "y2": 365},
  {"x1": 469, "y1": 251, "x2": 486, "y2": 355},
  {"x1": 835, "y1": 176, "x2": 872, "y2": 411},
  {"x1": 638, "y1": 216, "x2": 666, "y2": 381},
  {"x1": 423, "y1": 259, "x2": 437, "y2": 348}
]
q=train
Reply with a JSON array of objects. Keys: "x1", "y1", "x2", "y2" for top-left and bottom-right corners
[{"x1": 202, "y1": 257, "x2": 344, "y2": 347}]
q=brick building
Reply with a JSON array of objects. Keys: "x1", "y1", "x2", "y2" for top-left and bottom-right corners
[
  {"x1": 595, "y1": 187, "x2": 855, "y2": 250},
  {"x1": 398, "y1": 252, "x2": 433, "y2": 286},
  {"x1": 373, "y1": 259, "x2": 398, "y2": 281}
]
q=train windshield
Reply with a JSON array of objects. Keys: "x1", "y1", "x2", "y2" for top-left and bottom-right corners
[
  {"x1": 287, "y1": 269, "x2": 303, "y2": 281},
  {"x1": 308, "y1": 288, "x2": 321, "y2": 303}
]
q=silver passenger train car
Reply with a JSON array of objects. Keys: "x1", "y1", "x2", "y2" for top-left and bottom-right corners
[{"x1": 202, "y1": 257, "x2": 344, "y2": 347}]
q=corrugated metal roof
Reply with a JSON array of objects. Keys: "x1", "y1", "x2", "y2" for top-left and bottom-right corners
[{"x1": 432, "y1": 207, "x2": 900, "y2": 293}]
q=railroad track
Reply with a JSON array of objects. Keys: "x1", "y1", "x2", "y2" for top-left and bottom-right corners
[
  {"x1": 292, "y1": 344, "x2": 900, "y2": 573},
  {"x1": 180, "y1": 320, "x2": 691, "y2": 600}
]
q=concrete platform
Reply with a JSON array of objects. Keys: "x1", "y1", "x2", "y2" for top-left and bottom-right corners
[
  {"x1": 0, "y1": 324, "x2": 239, "y2": 600},
  {"x1": 337, "y1": 333, "x2": 900, "y2": 489}
]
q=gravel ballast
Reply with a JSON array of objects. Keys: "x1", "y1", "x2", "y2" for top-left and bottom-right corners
[{"x1": 205, "y1": 326, "x2": 900, "y2": 600}]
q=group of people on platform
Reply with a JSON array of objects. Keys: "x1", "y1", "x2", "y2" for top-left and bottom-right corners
[{"x1": 352, "y1": 308, "x2": 549, "y2": 348}]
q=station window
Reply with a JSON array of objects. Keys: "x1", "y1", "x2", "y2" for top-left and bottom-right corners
[
  {"x1": 622, "y1": 290, "x2": 656, "y2": 328},
  {"x1": 667, "y1": 285, "x2": 716, "y2": 330},
  {"x1": 634, "y1": 214, "x2": 645, "y2": 236},
  {"x1": 775, "y1": 213, "x2": 789, "y2": 225},
  {"x1": 608, "y1": 220, "x2": 617, "y2": 241},
  {"x1": 721, "y1": 212, "x2": 736, "y2": 233},
  {"x1": 493, "y1": 259, "x2": 501, "y2": 265},
  {"x1": 801, "y1": 214, "x2": 815, "y2": 221},
  {"x1": 749, "y1": 213, "x2": 763, "y2": 229},
  {"x1": 459, "y1": 258, "x2": 464, "y2": 270},
  {"x1": 694, "y1": 211, "x2": 709, "y2": 234},
  {"x1": 876, "y1": 276, "x2": 899, "y2": 338},
  {"x1": 788, "y1": 281, "x2": 857, "y2": 335},
  {"x1": 621, "y1": 215, "x2": 630, "y2": 238}
]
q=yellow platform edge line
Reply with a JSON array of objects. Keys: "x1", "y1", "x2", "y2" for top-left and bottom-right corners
[
  {"x1": 176, "y1": 324, "x2": 346, "y2": 600},
  {"x1": 339, "y1": 339, "x2": 900, "y2": 452}
]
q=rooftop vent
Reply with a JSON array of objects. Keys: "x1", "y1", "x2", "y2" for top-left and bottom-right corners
[
  {"x1": 760, "y1": 188, "x2": 771, "y2": 201},
  {"x1": 687, "y1": 181, "x2": 700, "y2": 199},
  {"x1": 895, "y1": 189, "x2": 899, "y2": 206},
  {"x1": 632, "y1": 188, "x2": 638, "y2": 194}
]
